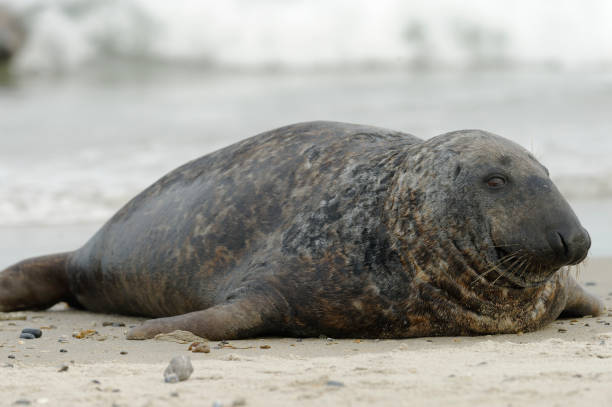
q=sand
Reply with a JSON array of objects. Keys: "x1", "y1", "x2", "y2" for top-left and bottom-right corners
[{"x1": 1, "y1": 258, "x2": 611, "y2": 407}]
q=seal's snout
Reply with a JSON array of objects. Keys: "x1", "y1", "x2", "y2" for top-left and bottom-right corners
[{"x1": 548, "y1": 226, "x2": 590, "y2": 265}]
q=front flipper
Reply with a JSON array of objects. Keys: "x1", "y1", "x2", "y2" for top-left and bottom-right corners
[
  {"x1": 560, "y1": 275, "x2": 605, "y2": 318},
  {"x1": 126, "y1": 294, "x2": 287, "y2": 341}
]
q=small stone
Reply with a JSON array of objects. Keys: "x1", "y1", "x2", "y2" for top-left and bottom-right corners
[
  {"x1": 558, "y1": 328, "x2": 567, "y2": 333},
  {"x1": 8, "y1": 355, "x2": 15, "y2": 359},
  {"x1": 19, "y1": 333, "x2": 36, "y2": 340},
  {"x1": 120, "y1": 351, "x2": 128, "y2": 355},
  {"x1": 58, "y1": 363, "x2": 69, "y2": 372},
  {"x1": 585, "y1": 282, "x2": 596, "y2": 286},
  {"x1": 232, "y1": 398, "x2": 246, "y2": 407},
  {"x1": 102, "y1": 321, "x2": 125, "y2": 327},
  {"x1": 163, "y1": 356, "x2": 193, "y2": 383},
  {"x1": 326, "y1": 380, "x2": 344, "y2": 387},
  {"x1": 170, "y1": 392, "x2": 179, "y2": 398},
  {"x1": 59, "y1": 349, "x2": 67, "y2": 353},
  {"x1": 72, "y1": 329, "x2": 97, "y2": 339},
  {"x1": 260, "y1": 345, "x2": 271, "y2": 349},
  {"x1": 13, "y1": 400, "x2": 31, "y2": 405},
  {"x1": 189, "y1": 342, "x2": 210, "y2": 353},
  {"x1": 91, "y1": 380, "x2": 101, "y2": 384},
  {"x1": 21, "y1": 328, "x2": 42, "y2": 338}
]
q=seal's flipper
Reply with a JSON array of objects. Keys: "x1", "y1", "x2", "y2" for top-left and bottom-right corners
[
  {"x1": 0, "y1": 253, "x2": 74, "y2": 311},
  {"x1": 560, "y1": 275, "x2": 604, "y2": 318},
  {"x1": 126, "y1": 295, "x2": 286, "y2": 341}
]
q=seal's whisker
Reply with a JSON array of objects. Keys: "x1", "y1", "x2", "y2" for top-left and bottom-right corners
[
  {"x1": 471, "y1": 252, "x2": 518, "y2": 282},
  {"x1": 491, "y1": 254, "x2": 529, "y2": 286},
  {"x1": 471, "y1": 251, "x2": 525, "y2": 286}
]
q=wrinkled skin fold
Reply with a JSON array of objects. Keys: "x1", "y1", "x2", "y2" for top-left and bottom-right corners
[{"x1": 0, "y1": 121, "x2": 604, "y2": 340}]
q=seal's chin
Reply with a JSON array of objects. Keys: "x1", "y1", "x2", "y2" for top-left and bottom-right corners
[{"x1": 488, "y1": 247, "x2": 558, "y2": 289}]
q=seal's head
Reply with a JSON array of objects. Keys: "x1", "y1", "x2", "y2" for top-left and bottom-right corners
[{"x1": 390, "y1": 130, "x2": 590, "y2": 289}]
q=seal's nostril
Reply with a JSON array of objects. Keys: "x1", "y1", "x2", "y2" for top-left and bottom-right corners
[{"x1": 557, "y1": 232, "x2": 569, "y2": 257}]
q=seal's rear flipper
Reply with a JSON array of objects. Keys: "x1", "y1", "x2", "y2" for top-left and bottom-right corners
[
  {"x1": 126, "y1": 295, "x2": 287, "y2": 341},
  {"x1": 560, "y1": 275, "x2": 605, "y2": 318},
  {"x1": 0, "y1": 253, "x2": 75, "y2": 311}
]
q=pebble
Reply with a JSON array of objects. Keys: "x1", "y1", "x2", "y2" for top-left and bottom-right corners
[
  {"x1": 102, "y1": 322, "x2": 126, "y2": 327},
  {"x1": 13, "y1": 400, "x2": 31, "y2": 405},
  {"x1": 59, "y1": 349, "x2": 68, "y2": 353},
  {"x1": 585, "y1": 282, "x2": 596, "y2": 286},
  {"x1": 260, "y1": 345, "x2": 271, "y2": 349},
  {"x1": 188, "y1": 342, "x2": 210, "y2": 353},
  {"x1": 558, "y1": 328, "x2": 568, "y2": 333},
  {"x1": 91, "y1": 380, "x2": 101, "y2": 384},
  {"x1": 326, "y1": 380, "x2": 345, "y2": 387},
  {"x1": 21, "y1": 328, "x2": 42, "y2": 338},
  {"x1": 163, "y1": 356, "x2": 194, "y2": 383},
  {"x1": 19, "y1": 333, "x2": 36, "y2": 340},
  {"x1": 120, "y1": 351, "x2": 128, "y2": 355},
  {"x1": 8, "y1": 355, "x2": 15, "y2": 359},
  {"x1": 232, "y1": 398, "x2": 247, "y2": 407},
  {"x1": 58, "y1": 363, "x2": 69, "y2": 372},
  {"x1": 170, "y1": 392, "x2": 179, "y2": 398}
]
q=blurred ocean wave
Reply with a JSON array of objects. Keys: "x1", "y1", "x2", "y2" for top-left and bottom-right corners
[{"x1": 1, "y1": 0, "x2": 612, "y2": 74}]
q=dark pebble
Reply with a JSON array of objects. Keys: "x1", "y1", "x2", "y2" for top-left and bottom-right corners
[
  {"x1": 19, "y1": 333, "x2": 36, "y2": 340},
  {"x1": 585, "y1": 282, "x2": 596, "y2": 286},
  {"x1": 58, "y1": 364, "x2": 69, "y2": 372},
  {"x1": 21, "y1": 328, "x2": 42, "y2": 338},
  {"x1": 8, "y1": 355, "x2": 15, "y2": 359},
  {"x1": 558, "y1": 328, "x2": 567, "y2": 333},
  {"x1": 13, "y1": 400, "x2": 31, "y2": 406},
  {"x1": 326, "y1": 380, "x2": 345, "y2": 387},
  {"x1": 170, "y1": 392, "x2": 179, "y2": 398},
  {"x1": 60, "y1": 349, "x2": 68, "y2": 353},
  {"x1": 92, "y1": 380, "x2": 101, "y2": 384},
  {"x1": 102, "y1": 322, "x2": 126, "y2": 327},
  {"x1": 120, "y1": 351, "x2": 128, "y2": 355}
]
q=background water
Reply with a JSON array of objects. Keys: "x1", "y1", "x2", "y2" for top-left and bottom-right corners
[{"x1": 0, "y1": 0, "x2": 611, "y2": 266}]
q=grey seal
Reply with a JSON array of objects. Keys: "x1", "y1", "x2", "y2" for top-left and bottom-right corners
[{"x1": 0, "y1": 121, "x2": 603, "y2": 340}]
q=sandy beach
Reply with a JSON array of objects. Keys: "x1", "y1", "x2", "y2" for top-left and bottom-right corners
[{"x1": 0, "y1": 258, "x2": 610, "y2": 407}]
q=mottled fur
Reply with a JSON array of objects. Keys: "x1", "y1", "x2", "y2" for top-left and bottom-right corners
[{"x1": 0, "y1": 121, "x2": 603, "y2": 340}]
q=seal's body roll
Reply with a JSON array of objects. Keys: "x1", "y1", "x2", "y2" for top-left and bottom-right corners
[{"x1": 0, "y1": 121, "x2": 604, "y2": 340}]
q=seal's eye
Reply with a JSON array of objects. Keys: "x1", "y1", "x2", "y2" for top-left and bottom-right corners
[{"x1": 486, "y1": 175, "x2": 506, "y2": 189}]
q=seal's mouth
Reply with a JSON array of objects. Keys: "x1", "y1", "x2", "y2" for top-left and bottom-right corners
[{"x1": 487, "y1": 246, "x2": 557, "y2": 289}]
